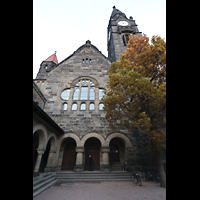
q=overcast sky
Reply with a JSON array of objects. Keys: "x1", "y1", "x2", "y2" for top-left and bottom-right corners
[{"x1": 33, "y1": 0, "x2": 166, "y2": 78}]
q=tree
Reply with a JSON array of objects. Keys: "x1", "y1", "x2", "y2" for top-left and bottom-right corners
[{"x1": 102, "y1": 34, "x2": 166, "y2": 187}]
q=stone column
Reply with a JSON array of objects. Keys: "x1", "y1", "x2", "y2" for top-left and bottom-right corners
[
  {"x1": 101, "y1": 146, "x2": 110, "y2": 172},
  {"x1": 34, "y1": 149, "x2": 45, "y2": 173},
  {"x1": 44, "y1": 150, "x2": 56, "y2": 172},
  {"x1": 74, "y1": 147, "x2": 84, "y2": 172}
]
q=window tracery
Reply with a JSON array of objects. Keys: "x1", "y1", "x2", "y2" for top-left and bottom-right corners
[{"x1": 60, "y1": 78, "x2": 105, "y2": 111}]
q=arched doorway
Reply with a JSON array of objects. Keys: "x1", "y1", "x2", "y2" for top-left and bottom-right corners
[
  {"x1": 109, "y1": 138, "x2": 125, "y2": 171},
  {"x1": 84, "y1": 138, "x2": 101, "y2": 171},
  {"x1": 61, "y1": 138, "x2": 76, "y2": 170}
]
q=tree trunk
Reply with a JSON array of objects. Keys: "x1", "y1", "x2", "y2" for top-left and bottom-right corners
[{"x1": 156, "y1": 152, "x2": 166, "y2": 188}]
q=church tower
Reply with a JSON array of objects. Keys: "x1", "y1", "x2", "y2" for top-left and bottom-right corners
[
  {"x1": 36, "y1": 51, "x2": 58, "y2": 79},
  {"x1": 107, "y1": 6, "x2": 142, "y2": 63}
]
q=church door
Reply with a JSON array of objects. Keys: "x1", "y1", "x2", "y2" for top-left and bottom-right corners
[
  {"x1": 85, "y1": 138, "x2": 100, "y2": 171},
  {"x1": 61, "y1": 142, "x2": 76, "y2": 170}
]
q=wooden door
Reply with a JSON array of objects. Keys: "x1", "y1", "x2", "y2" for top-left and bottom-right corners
[
  {"x1": 61, "y1": 143, "x2": 76, "y2": 170},
  {"x1": 85, "y1": 143, "x2": 100, "y2": 171}
]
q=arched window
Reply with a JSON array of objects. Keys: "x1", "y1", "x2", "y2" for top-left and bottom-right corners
[
  {"x1": 61, "y1": 89, "x2": 70, "y2": 100},
  {"x1": 89, "y1": 103, "x2": 95, "y2": 110},
  {"x1": 62, "y1": 103, "x2": 67, "y2": 110},
  {"x1": 72, "y1": 103, "x2": 77, "y2": 111},
  {"x1": 73, "y1": 79, "x2": 95, "y2": 100},
  {"x1": 81, "y1": 103, "x2": 86, "y2": 110},
  {"x1": 99, "y1": 103, "x2": 104, "y2": 110}
]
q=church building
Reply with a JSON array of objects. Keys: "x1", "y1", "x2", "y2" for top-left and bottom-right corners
[{"x1": 33, "y1": 6, "x2": 157, "y2": 173}]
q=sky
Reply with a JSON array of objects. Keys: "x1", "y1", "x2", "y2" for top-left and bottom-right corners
[{"x1": 33, "y1": 0, "x2": 166, "y2": 78}]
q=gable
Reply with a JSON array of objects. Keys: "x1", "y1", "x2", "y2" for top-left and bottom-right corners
[{"x1": 46, "y1": 40, "x2": 111, "y2": 75}]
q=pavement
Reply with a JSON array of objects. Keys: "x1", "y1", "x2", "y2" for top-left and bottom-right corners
[{"x1": 33, "y1": 181, "x2": 166, "y2": 200}]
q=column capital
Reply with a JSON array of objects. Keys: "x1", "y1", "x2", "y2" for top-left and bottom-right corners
[
  {"x1": 37, "y1": 149, "x2": 45, "y2": 155},
  {"x1": 101, "y1": 146, "x2": 110, "y2": 153},
  {"x1": 76, "y1": 146, "x2": 85, "y2": 153}
]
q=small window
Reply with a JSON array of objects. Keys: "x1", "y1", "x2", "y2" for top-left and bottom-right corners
[
  {"x1": 80, "y1": 103, "x2": 86, "y2": 110},
  {"x1": 89, "y1": 59, "x2": 91, "y2": 64},
  {"x1": 99, "y1": 89, "x2": 105, "y2": 100},
  {"x1": 99, "y1": 103, "x2": 104, "y2": 110},
  {"x1": 86, "y1": 58, "x2": 88, "y2": 64},
  {"x1": 82, "y1": 59, "x2": 84, "y2": 64},
  {"x1": 61, "y1": 89, "x2": 70, "y2": 100},
  {"x1": 89, "y1": 103, "x2": 95, "y2": 110},
  {"x1": 122, "y1": 34, "x2": 130, "y2": 46},
  {"x1": 72, "y1": 103, "x2": 77, "y2": 110},
  {"x1": 62, "y1": 103, "x2": 67, "y2": 110}
]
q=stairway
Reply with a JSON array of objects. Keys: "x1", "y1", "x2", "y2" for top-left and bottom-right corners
[
  {"x1": 33, "y1": 171, "x2": 132, "y2": 197},
  {"x1": 55, "y1": 171, "x2": 132, "y2": 182},
  {"x1": 110, "y1": 162, "x2": 123, "y2": 171},
  {"x1": 33, "y1": 172, "x2": 57, "y2": 197}
]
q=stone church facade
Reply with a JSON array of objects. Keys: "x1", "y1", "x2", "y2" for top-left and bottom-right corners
[{"x1": 33, "y1": 7, "x2": 158, "y2": 173}]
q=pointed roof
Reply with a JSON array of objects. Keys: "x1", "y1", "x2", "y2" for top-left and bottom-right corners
[
  {"x1": 56, "y1": 40, "x2": 110, "y2": 67},
  {"x1": 110, "y1": 6, "x2": 126, "y2": 18},
  {"x1": 45, "y1": 51, "x2": 58, "y2": 64}
]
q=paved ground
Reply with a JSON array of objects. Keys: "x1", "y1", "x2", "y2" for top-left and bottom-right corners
[{"x1": 33, "y1": 181, "x2": 166, "y2": 200}]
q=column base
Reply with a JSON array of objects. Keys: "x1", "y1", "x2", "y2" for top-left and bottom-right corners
[
  {"x1": 74, "y1": 165, "x2": 84, "y2": 172},
  {"x1": 44, "y1": 166, "x2": 55, "y2": 172},
  {"x1": 101, "y1": 164, "x2": 110, "y2": 172}
]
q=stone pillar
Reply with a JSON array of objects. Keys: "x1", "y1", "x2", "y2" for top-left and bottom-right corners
[
  {"x1": 101, "y1": 146, "x2": 110, "y2": 172},
  {"x1": 44, "y1": 150, "x2": 56, "y2": 172},
  {"x1": 74, "y1": 147, "x2": 84, "y2": 171},
  {"x1": 34, "y1": 149, "x2": 45, "y2": 173}
]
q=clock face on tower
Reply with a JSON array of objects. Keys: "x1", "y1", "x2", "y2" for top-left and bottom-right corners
[{"x1": 118, "y1": 21, "x2": 129, "y2": 26}]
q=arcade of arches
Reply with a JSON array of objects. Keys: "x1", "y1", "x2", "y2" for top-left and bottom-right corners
[{"x1": 33, "y1": 129, "x2": 134, "y2": 172}]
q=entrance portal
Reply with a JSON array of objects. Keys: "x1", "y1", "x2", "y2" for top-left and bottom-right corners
[
  {"x1": 61, "y1": 138, "x2": 76, "y2": 170},
  {"x1": 85, "y1": 138, "x2": 101, "y2": 171},
  {"x1": 109, "y1": 138, "x2": 125, "y2": 171}
]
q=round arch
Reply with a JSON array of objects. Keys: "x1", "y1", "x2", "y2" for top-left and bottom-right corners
[
  {"x1": 58, "y1": 134, "x2": 78, "y2": 171},
  {"x1": 46, "y1": 135, "x2": 56, "y2": 151},
  {"x1": 59, "y1": 133, "x2": 81, "y2": 147},
  {"x1": 33, "y1": 124, "x2": 48, "y2": 149},
  {"x1": 104, "y1": 133, "x2": 132, "y2": 148},
  {"x1": 80, "y1": 133, "x2": 105, "y2": 147},
  {"x1": 70, "y1": 76, "x2": 99, "y2": 87}
]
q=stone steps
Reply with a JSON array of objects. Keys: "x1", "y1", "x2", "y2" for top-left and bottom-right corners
[
  {"x1": 33, "y1": 171, "x2": 132, "y2": 197},
  {"x1": 33, "y1": 172, "x2": 57, "y2": 197},
  {"x1": 55, "y1": 171, "x2": 132, "y2": 182},
  {"x1": 110, "y1": 162, "x2": 123, "y2": 171}
]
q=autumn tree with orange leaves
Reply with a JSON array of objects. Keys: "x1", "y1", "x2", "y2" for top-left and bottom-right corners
[{"x1": 102, "y1": 34, "x2": 166, "y2": 187}]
